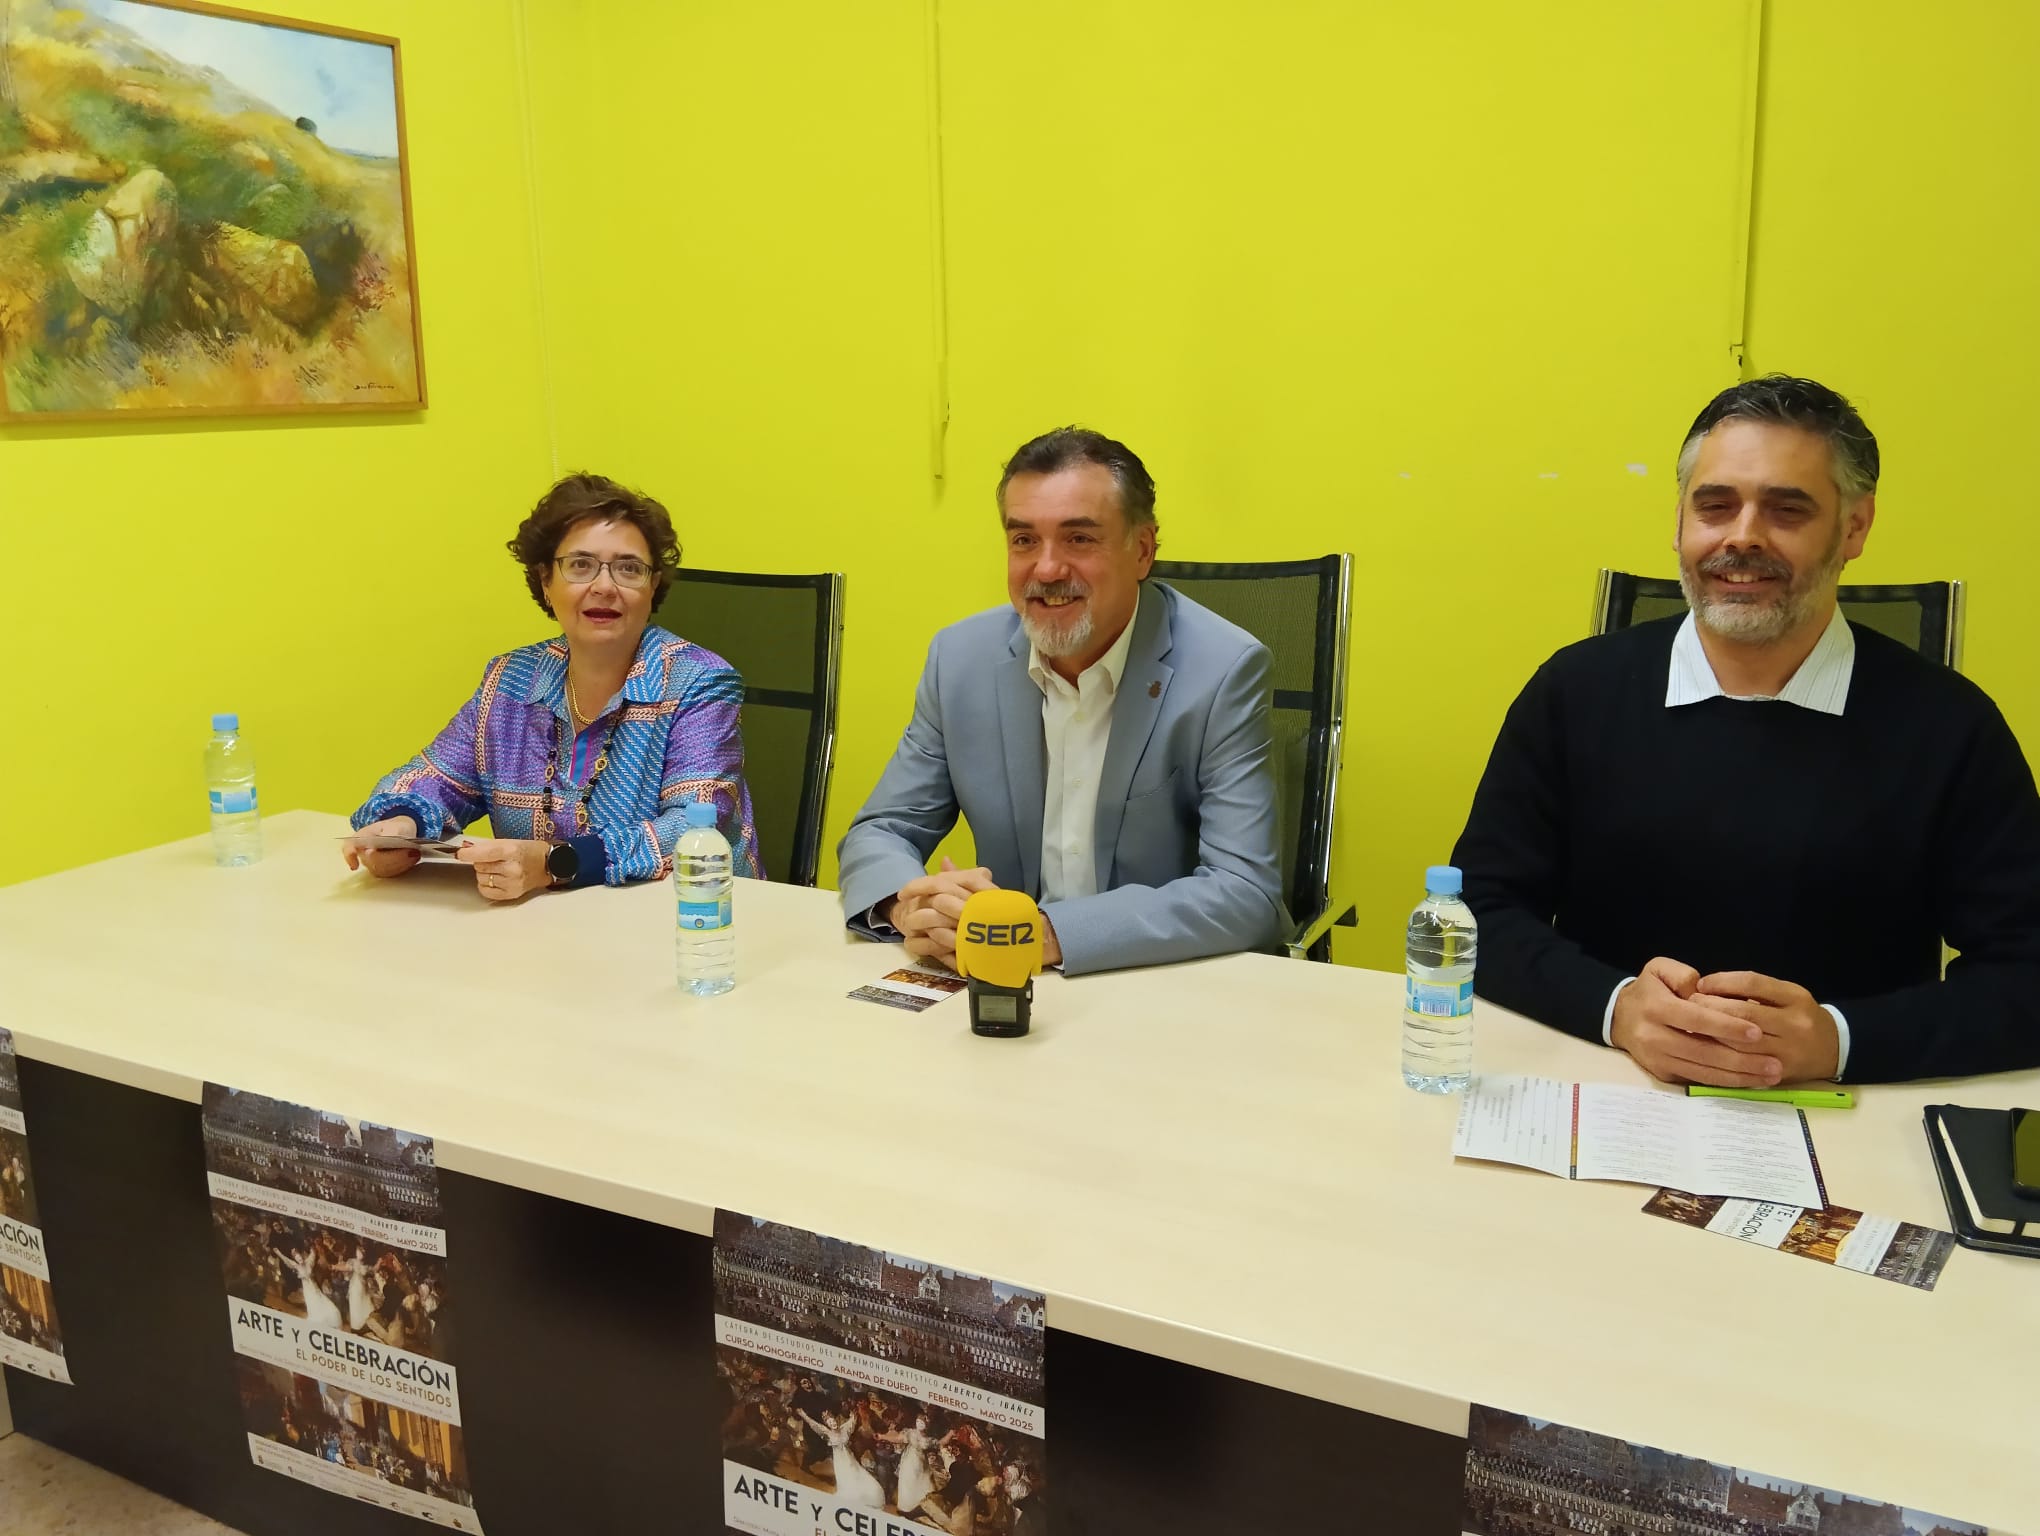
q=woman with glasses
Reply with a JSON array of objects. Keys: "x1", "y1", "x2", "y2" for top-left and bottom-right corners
[{"x1": 343, "y1": 473, "x2": 763, "y2": 899}]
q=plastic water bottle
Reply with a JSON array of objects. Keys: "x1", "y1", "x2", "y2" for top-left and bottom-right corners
[
  {"x1": 1402, "y1": 864, "x2": 1477, "y2": 1093},
  {"x1": 674, "y1": 802, "x2": 735, "y2": 996},
  {"x1": 205, "y1": 712, "x2": 262, "y2": 867}
]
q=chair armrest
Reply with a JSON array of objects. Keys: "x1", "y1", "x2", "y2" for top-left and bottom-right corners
[{"x1": 1285, "y1": 897, "x2": 1357, "y2": 961}]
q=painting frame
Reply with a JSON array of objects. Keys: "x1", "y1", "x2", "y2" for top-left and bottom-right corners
[{"x1": 0, "y1": 0, "x2": 427, "y2": 421}]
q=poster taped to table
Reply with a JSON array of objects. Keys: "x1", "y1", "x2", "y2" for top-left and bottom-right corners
[
  {"x1": 0, "y1": 1027, "x2": 71, "y2": 1384},
  {"x1": 713, "y1": 1209, "x2": 1047, "y2": 1535},
  {"x1": 202, "y1": 1083, "x2": 482, "y2": 1531},
  {"x1": 1462, "y1": 1404, "x2": 1998, "y2": 1534}
]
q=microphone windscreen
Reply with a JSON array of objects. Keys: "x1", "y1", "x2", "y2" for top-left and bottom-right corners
[{"x1": 954, "y1": 889, "x2": 1044, "y2": 989}]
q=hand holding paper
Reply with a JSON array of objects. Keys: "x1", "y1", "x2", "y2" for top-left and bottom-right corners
[{"x1": 341, "y1": 817, "x2": 465, "y2": 877}]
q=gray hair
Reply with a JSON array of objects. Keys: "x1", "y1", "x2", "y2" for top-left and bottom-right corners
[
  {"x1": 1674, "y1": 375, "x2": 1880, "y2": 503},
  {"x1": 996, "y1": 425, "x2": 1157, "y2": 537}
]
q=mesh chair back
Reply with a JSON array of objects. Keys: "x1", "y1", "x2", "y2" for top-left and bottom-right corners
[
  {"x1": 654, "y1": 569, "x2": 845, "y2": 885},
  {"x1": 1594, "y1": 571, "x2": 1964, "y2": 669},
  {"x1": 1149, "y1": 559, "x2": 1350, "y2": 928}
]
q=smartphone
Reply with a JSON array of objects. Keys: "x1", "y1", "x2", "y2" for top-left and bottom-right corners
[{"x1": 2014, "y1": 1108, "x2": 2040, "y2": 1200}]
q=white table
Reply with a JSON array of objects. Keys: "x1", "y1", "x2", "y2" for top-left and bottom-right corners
[{"x1": 2, "y1": 811, "x2": 2033, "y2": 1530}]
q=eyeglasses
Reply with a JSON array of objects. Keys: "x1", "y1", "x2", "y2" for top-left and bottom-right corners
[{"x1": 553, "y1": 555, "x2": 653, "y2": 589}]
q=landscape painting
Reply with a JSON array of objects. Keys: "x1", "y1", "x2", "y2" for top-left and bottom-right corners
[{"x1": 0, "y1": 0, "x2": 424, "y2": 418}]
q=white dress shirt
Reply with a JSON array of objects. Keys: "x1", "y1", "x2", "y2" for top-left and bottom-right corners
[
  {"x1": 1028, "y1": 591, "x2": 1141, "y2": 903},
  {"x1": 864, "y1": 594, "x2": 1143, "y2": 939},
  {"x1": 1663, "y1": 602, "x2": 1856, "y2": 711},
  {"x1": 1604, "y1": 606, "x2": 1858, "y2": 1073}
]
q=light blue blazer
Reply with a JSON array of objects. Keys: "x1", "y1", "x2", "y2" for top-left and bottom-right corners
[{"x1": 837, "y1": 582, "x2": 1288, "y2": 974}]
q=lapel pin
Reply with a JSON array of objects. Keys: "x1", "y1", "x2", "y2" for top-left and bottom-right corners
[{"x1": 1148, "y1": 680, "x2": 1161, "y2": 698}]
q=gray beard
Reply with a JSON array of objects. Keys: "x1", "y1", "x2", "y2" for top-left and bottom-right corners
[
  {"x1": 1021, "y1": 606, "x2": 1096, "y2": 658},
  {"x1": 1683, "y1": 579, "x2": 1819, "y2": 642},
  {"x1": 1680, "y1": 533, "x2": 1846, "y2": 645}
]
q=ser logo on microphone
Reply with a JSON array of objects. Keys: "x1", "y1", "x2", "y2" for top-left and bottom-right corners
[
  {"x1": 956, "y1": 890, "x2": 1043, "y2": 1036},
  {"x1": 963, "y1": 920, "x2": 1035, "y2": 946}
]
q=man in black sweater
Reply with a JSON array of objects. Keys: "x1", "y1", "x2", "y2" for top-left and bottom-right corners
[{"x1": 1453, "y1": 376, "x2": 2040, "y2": 1085}]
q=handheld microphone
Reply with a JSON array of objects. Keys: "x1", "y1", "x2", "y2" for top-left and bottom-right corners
[{"x1": 953, "y1": 889, "x2": 1043, "y2": 1038}]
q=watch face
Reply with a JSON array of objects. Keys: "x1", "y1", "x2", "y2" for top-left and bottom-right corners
[{"x1": 547, "y1": 843, "x2": 578, "y2": 882}]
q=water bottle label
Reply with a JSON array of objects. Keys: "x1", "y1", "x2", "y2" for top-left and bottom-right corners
[
  {"x1": 210, "y1": 787, "x2": 258, "y2": 815},
  {"x1": 1407, "y1": 975, "x2": 1473, "y2": 1018},
  {"x1": 678, "y1": 897, "x2": 731, "y2": 932}
]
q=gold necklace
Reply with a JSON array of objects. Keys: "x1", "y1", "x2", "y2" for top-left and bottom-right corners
[{"x1": 567, "y1": 673, "x2": 586, "y2": 726}]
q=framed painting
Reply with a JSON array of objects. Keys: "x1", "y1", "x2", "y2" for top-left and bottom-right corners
[{"x1": 0, "y1": 0, "x2": 424, "y2": 419}]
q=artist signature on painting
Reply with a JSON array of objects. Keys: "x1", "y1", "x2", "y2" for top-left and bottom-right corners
[{"x1": 354, "y1": 382, "x2": 397, "y2": 391}]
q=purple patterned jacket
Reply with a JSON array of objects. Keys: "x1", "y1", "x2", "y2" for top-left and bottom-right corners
[{"x1": 351, "y1": 624, "x2": 763, "y2": 884}]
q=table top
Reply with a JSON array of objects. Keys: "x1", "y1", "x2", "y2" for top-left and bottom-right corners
[{"x1": 3, "y1": 812, "x2": 2033, "y2": 1530}]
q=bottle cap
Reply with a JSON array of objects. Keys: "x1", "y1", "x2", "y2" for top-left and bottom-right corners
[
  {"x1": 212, "y1": 712, "x2": 239, "y2": 732},
  {"x1": 683, "y1": 802, "x2": 718, "y2": 828},
  {"x1": 1424, "y1": 864, "x2": 1462, "y2": 896}
]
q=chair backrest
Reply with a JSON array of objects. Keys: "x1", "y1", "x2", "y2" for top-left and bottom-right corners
[
  {"x1": 1592, "y1": 570, "x2": 1966, "y2": 670},
  {"x1": 1149, "y1": 557, "x2": 1351, "y2": 924},
  {"x1": 654, "y1": 568, "x2": 845, "y2": 885}
]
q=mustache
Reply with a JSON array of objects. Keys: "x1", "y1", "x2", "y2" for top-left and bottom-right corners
[
  {"x1": 1024, "y1": 581, "x2": 1090, "y2": 601},
  {"x1": 1698, "y1": 550, "x2": 1793, "y2": 581}
]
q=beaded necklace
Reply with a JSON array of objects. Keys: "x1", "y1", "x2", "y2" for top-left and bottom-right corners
[{"x1": 539, "y1": 697, "x2": 618, "y2": 840}]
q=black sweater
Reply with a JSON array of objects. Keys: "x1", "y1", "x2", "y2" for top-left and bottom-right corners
[{"x1": 1451, "y1": 617, "x2": 2040, "y2": 1083}]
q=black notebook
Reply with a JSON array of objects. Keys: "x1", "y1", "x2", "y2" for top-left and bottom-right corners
[{"x1": 1922, "y1": 1104, "x2": 2040, "y2": 1258}]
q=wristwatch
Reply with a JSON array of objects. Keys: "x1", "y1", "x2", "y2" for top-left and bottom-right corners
[{"x1": 544, "y1": 841, "x2": 579, "y2": 888}]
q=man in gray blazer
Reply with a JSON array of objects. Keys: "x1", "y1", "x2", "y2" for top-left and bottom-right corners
[{"x1": 837, "y1": 427, "x2": 1287, "y2": 975}]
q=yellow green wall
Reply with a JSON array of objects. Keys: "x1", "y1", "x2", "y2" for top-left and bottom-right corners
[
  {"x1": 528, "y1": 0, "x2": 1759, "y2": 963},
  {"x1": 11, "y1": 0, "x2": 2037, "y2": 978},
  {"x1": 1743, "y1": 0, "x2": 2040, "y2": 747},
  {"x1": 520, "y1": 0, "x2": 971, "y2": 873},
  {"x1": 1, "y1": 0, "x2": 556, "y2": 887}
]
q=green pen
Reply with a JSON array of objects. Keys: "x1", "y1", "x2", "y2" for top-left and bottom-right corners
[{"x1": 1687, "y1": 1086, "x2": 1855, "y2": 1109}]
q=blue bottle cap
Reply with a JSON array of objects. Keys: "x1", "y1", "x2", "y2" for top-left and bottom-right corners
[
  {"x1": 212, "y1": 712, "x2": 239, "y2": 732},
  {"x1": 1424, "y1": 865, "x2": 1462, "y2": 896},
  {"x1": 683, "y1": 802, "x2": 718, "y2": 827}
]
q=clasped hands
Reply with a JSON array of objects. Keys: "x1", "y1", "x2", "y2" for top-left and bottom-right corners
[
  {"x1": 342, "y1": 816, "x2": 553, "y2": 902},
  {"x1": 886, "y1": 858, "x2": 1061, "y2": 971},
  {"x1": 1610, "y1": 956, "x2": 1840, "y2": 1087}
]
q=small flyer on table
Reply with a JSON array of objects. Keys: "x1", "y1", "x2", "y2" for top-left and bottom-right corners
[
  {"x1": 847, "y1": 963, "x2": 970, "y2": 1014},
  {"x1": 202, "y1": 1083, "x2": 481, "y2": 1531},
  {"x1": 0, "y1": 1028, "x2": 70, "y2": 1384},
  {"x1": 1643, "y1": 1187, "x2": 1957, "y2": 1290},
  {"x1": 714, "y1": 1209, "x2": 1047, "y2": 1535},
  {"x1": 1462, "y1": 1404, "x2": 1995, "y2": 1535}
]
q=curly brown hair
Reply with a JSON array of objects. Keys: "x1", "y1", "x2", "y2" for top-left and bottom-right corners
[{"x1": 507, "y1": 473, "x2": 683, "y2": 616}]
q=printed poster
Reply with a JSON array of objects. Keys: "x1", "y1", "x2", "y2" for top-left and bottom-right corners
[
  {"x1": 1463, "y1": 1404, "x2": 1995, "y2": 1535},
  {"x1": 0, "y1": 1028, "x2": 70, "y2": 1383},
  {"x1": 714, "y1": 1209, "x2": 1048, "y2": 1535},
  {"x1": 203, "y1": 1083, "x2": 481, "y2": 1531}
]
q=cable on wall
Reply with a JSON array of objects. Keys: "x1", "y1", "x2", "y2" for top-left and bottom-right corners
[{"x1": 924, "y1": 0, "x2": 951, "y2": 483}]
